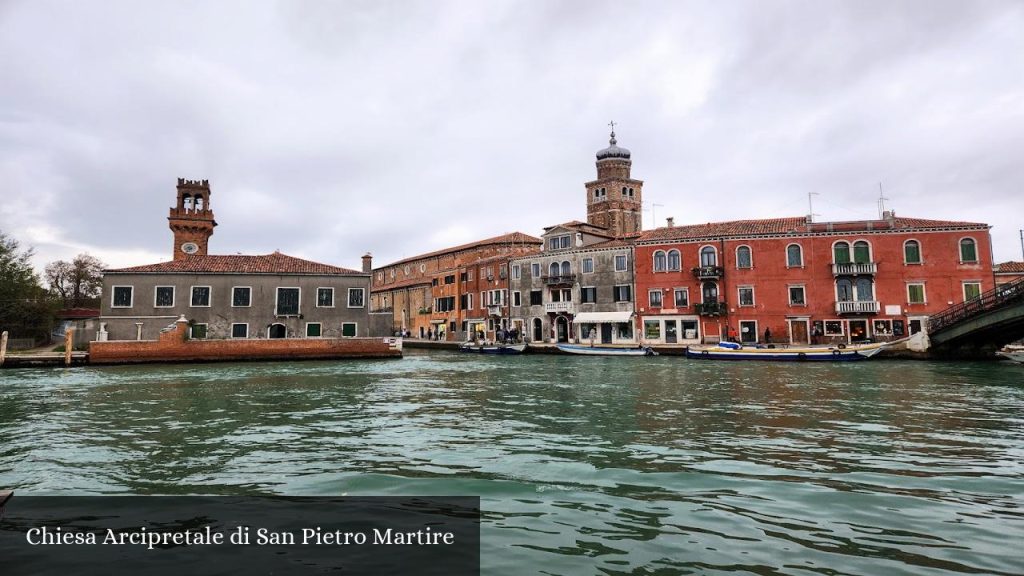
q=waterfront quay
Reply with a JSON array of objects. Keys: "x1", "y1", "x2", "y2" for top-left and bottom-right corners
[{"x1": 2, "y1": 350, "x2": 1022, "y2": 575}]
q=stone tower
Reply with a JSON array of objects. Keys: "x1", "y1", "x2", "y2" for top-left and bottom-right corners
[
  {"x1": 168, "y1": 178, "x2": 217, "y2": 260},
  {"x1": 584, "y1": 128, "x2": 643, "y2": 237}
]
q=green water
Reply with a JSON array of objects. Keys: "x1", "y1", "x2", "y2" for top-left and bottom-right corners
[{"x1": 2, "y1": 351, "x2": 1023, "y2": 575}]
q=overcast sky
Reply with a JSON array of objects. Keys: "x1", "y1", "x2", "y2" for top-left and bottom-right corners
[{"x1": 2, "y1": 0, "x2": 1022, "y2": 274}]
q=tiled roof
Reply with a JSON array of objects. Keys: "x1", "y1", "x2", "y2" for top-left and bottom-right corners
[
  {"x1": 544, "y1": 220, "x2": 614, "y2": 237},
  {"x1": 995, "y1": 261, "x2": 1024, "y2": 273},
  {"x1": 639, "y1": 215, "x2": 989, "y2": 243},
  {"x1": 380, "y1": 231, "x2": 542, "y2": 268},
  {"x1": 106, "y1": 252, "x2": 363, "y2": 275}
]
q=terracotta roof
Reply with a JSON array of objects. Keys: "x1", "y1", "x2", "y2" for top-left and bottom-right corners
[
  {"x1": 106, "y1": 252, "x2": 363, "y2": 275},
  {"x1": 379, "y1": 231, "x2": 542, "y2": 268},
  {"x1": 995, "y1": 261, "x2": 1024, "y2": 273},
  {"x1": 889, "y1": 217, "x2": 989, "y2": 229},
  {"x1": 543, "y1": 220, "x2": 614, "y2": 237}
]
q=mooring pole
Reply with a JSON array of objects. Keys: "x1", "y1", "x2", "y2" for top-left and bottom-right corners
[
  {"x1": 0, "y1": 331, "x2": 8, "y2": 367},
  {"x1": 64, "y1": 328, "x2": 73, "y2": 367}
]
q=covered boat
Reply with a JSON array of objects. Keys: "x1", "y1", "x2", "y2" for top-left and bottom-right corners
[
  {"x1": 458, "y1": 342, "x2": 527, "y2": 355},
  {"x1": 685, "y1": 341, "x2": 885, "y2": 361},
  {"x1": 556, "y1": 343, "x2": 658, "y2": 356}
]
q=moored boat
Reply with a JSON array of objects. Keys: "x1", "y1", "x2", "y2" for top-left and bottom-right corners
[
  {"x1": 556, "y1": 343, "x2": 658, "y2": 356},
  {"x1": 458, "y1": 342, "x2": 527, "y2": 355},
  {"x1": 685, "y1": 341, "x2": 885, "y2": 361},
  {"x1": 997, "y1": 345, "x2": 1024, "y2": 363}
]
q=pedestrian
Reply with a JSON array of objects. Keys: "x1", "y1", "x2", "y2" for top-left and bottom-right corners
[
  {"x1": 427, "y1": 328, "x2": 433, "y2": 341},
  {"x1": 727, "y1": 326, "x2": 738, "y2": 342},
  {"x1": 764, "y1": 327, "x2": 772, "y2": 343}
]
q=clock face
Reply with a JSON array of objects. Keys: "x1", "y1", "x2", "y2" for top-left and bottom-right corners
[{"x1": 181, "y1": 242, "x2": 199, "y2": 254}]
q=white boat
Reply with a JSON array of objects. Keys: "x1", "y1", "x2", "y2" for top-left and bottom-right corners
[
  {"x1": 997, "y1": 346, "x2": 1024, "y2": 363},
  {"x1": 686, "y1": 341, "x2": 886, "y2": 361},
  {"x1": 556, "y1": 343, "x2": 658, "y2": 356},
  {"x1": 457, "y1": 342, "x2": 527, "y2": 355}
]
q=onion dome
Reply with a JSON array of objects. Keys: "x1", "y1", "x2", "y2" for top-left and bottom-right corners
[{"x1": 596, "y1": 130, "x2": 631, "y2": 160}]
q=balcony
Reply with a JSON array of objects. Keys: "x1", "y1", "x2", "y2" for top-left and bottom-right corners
[
  {"x1": 834, "y1": 300, "x2": 880, "y2": 314},
  {"x1": 695, "y1": 301, "x2": 727, "y2": 316},
  {"x1": 542, "y1": 274, "x2": 576, "y2": 286},
  {"x1": 486, "y1": 305, "x2": 504, "y2": 316},
  {"x1": 544, "y1": 301, "x2": 576, "y2": 314},
  {"x1": 692, "y1": 266, "x2": 724, "y2": 279},
  {"x1": 832, "y1": 262, "x2": 878, "y2": 276}
]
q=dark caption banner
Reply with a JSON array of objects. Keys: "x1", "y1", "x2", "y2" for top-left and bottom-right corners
[{"x1": 0, "y1": 496, "x2": 480, "y2": 576}]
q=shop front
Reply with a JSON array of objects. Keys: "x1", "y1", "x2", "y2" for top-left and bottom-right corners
[
  {"x1": 573, "y1": 312, "x2": 636, "y2": 345},
  {"x1": 641, "y1": 315, "x2": 700, "y2": 345}
]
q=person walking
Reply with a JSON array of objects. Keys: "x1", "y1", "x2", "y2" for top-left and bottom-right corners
[{"x1": 764, "y1": 327, "x2": 772, "y2": 343}]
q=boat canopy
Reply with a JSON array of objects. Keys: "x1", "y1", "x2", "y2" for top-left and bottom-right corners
[{"x1": 572, "y1": 312, "x2": 633, "y2": 324}]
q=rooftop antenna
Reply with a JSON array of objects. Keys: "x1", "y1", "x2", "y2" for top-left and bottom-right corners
[
  {"x1": 806, "y1": 192, "x2": 819, "y2": 223},
  {"x1": 877, "y1": 182, "x2": 890, "y2": 219},
  {"x1": 650, "y1": 203, "x2": 664, "y2": 228},
  {"x1": 1019, "y1": 229, "x2": 1023, "y2": 260}
]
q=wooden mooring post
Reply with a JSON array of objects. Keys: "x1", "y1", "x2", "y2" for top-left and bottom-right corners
[
  {"x1": 64, "y1": 328, "x2": 73, "y2": 367},
  {"x1": 0, "y1": 331, "x2": 7, "y2": 367}
]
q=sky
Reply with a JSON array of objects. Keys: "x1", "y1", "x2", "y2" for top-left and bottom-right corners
[{"x1": 2, "y1": 0, "x2": 1022, "y2": 275}]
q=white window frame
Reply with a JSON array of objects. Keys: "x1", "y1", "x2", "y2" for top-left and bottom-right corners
[
  {"x1": 190, "y1": 323, "x2": 209, "y2": 339},
  {"x1": 698, "y1": 245, "x2": 718, "y2": 267},
  {"x1": 531, "y1": 263, "x2": 541, "y2": 277},
  {"x1": 903, "y1": 239, "x2": 923, "y2": 265},
  {"x1": 512, "y1": 291, "x2": 521, "y2": 307},
  {"x1": 190, "y1": 285, "x2": 212, "y2": 308},
  {"x1": 788, "y1": 285, "x2": 806, "y2": 307},
  {"x1": 852, "y1": 238, "x2": 873, "y2": 263},
  {"x1": 231, "y1": 286, "x2": 252, "y2": 308},
  {"x1": 267, "y1": 323, "x2": 286, "y2": 338},
  {"x1": 582, "y1": 258, "x2": 594, "y2": 274},
  {"x1": 614, "y1": 284, "x2": 632, "y2": 302},
  {"x1": 341, "y1": 322, "x2": 358, "y2": 338},
  {"x1": 467, "y1": 293, "x2": 473, "y2": 310},
  {"x1": 673, "y1": 287, "x2": 689, "y2": 308},
  {"x1": 824, "y1": 319, "x2": 845, "y2": 336},
  {"x1": 511, "y1": 264, "x2": 520, "y2": 279},
  {"x1": 907, "y1": 282, "x2": 926, "y2": 304},
  {"x1": 667, "y1": 249, "x2": 681, "y2": 271},
  {"x1": 305, "y1": 322, "x2": 323, "y2": 338},
  {"x1": 737, "y1": 285, "x2": 755, "y2": 307},
  {"x1": 154, "y1": 285, "x2": 175, "y2": 308},
  {"x1": 962, "y1": 281, "x2": 982, "y2": 302},
  {"x1": 959, "y1": 237, "x2": 979, "y2": 263},
  {"x1": 316, "y1": 287, "x2": 335, "y2": 308},
  {"x1": 347, "y1": 287, "x2": 366, "y2": 308},
  {"x1": 735, "y1": 245, "x2": 753, "y2": 269},
  {"x1": 653, "y1": 250, "x2": 667, "y2": 272},
  {"x1": 786, "y1": 243, "x2": 804, "y2": 268},
  {"x1": 614, "y1": 254, "x2": 627, "y2": 272},
  {"x1": 230, "y1": 323, "x2": 249, "y2": 339},
  {"x1": 580, "y1": 286, "x2": 597, "y2": 303},
  {"x1": 111, "y1": 285, "x2": 134, "y2": 308},
  {"x1": 648, "y1": 289, "x2": 663, "y2": 308},
  {"x1": 275, "y1": 287, "x2": 301, "y2": 316}
]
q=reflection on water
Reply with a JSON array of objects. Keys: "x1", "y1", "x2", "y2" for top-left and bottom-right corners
[{"x1": 2, "y1": 352, "x2": 1023, "y2": 574}]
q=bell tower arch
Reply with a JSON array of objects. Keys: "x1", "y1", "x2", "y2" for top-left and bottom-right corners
[{"x1": 168, "y1": 178, "x2": 217, "y2": 260}]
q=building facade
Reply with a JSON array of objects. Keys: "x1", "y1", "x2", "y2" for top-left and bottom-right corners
[
  {"x1": 100, "y1": 179, "x2": 382, "y2": 341},
  {"x1": 634, "y1": 214, "x2": 995, "y2": 345}
]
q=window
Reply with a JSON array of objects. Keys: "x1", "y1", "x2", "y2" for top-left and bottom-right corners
[
  {"x1": 653, "y1": 251, "x2": 667, "y2": 272},
  {"x1": 582, "y1": 258, "x2": 594, "y2": 273},
  {"x1": 581, "y1": 287, "x2": 597, "y2": 303},
  {"x1": 833, "y1": 242, "x2": 851, "y2": 264},
  {"x1": 667, "y1": 250, "x2": 681, "y2": 271},
  {"x1": 644, "y1": 320, "x2": 661, "y2": 339},
  {"x1": 190, "y1": 323, "x2": 208, "y2": 339},
  {"x1": 444, "y1": 274, "x2": 455, "y2": 285},
  {"x1": 348, "y1": 288, "x2": 365, "y2": 308},
  {"x1": 787, "y1": 244, "x2": 803, "y2": 267},
  {"x1": 837, "y1": 279, "x2": 854, "y2": 302},
  {"x1": 232, "y1": 287, "x2": 251, "y2": 307},
  {"x1": 341, "y1": 323, "x2": 357, "y2": 337},
  {"x1": 404, "y1": 266, "x2": 410, "y2": 275},
  {"x1": 560, "y1": 261, "x2": 571, "y2": 276},
  {"x1": 431, "y1": 278, "x2": 438, "y2": 287},
  {"x1": 112, "y1": 286, "x2": 133, "y2": 308},
  {"x1": 467, "y1": 293, "x2": 473, "y2": 310},
  {"x1": 435, "y1": 296, "x2": 456, "y2": 312},
  {"x1": 530, "y1": 290, "x2": 543, "y2": 305},
  {"x1": 649, "y1": 290, "x2": 663, "y2": 307},
  {"x1": 702, "y1": 281, "x2": 719, "y2": 303},
  {"x1": 736, "y1": 246, "x2": 752, "y2": 269},
  {"x1": 511, "y1": 265, "x2": 520, "y2": 279},
  {"x1": 276, "y1": 288, "x2": 300, "y2": 315},
  {"x1": 738, "y1": 286, "x2": 754, "y2": 307},
  {"x1": 963, "y1": 282, "x2": 982, "y2": 301},
  {"x1": 317, "y1": 288, "x2": 334, "y2": 308},
  {"x1": 613, "y1": 285, "x2": 632, "y2": 302},
  {"x1": 549, "y1": 235, "x2": 570, "y2": 250},
  {"x1": 459, "y1": 294, "x2": 468, "y2": 310},
  {"x1": 460, "y1": 272, "x2": 468, "y2": 282},
  {"x1": 824, "y1": 320, "x2": 844, "y2": 336},
  {"x1": 467, "y1": 270, "x2": 473, "y2": 281},
  {"x1": 960, "y1": 238, "x2": 978, "y2": 263},
  {"x1": 155, "y1": 286, "x2": 174, "y2": 307},
  {"x1": 789, "y1": 286, "x2": 806, "y2": 306},
  {"x1": 853, "y1": 241, "x2": 871, "y2": 264},
  {"x1": 512, "y1": 291, "x2": 521, "y2": 307},
  {"x1": 856, "y1": 278, "x2": 874, "y2": 301},
  {"x1": 907, "y1": 283, "x2": 926, "y2": 304},
  {"x1": 420, "y1": 264, "x2": 426, "y2": 273},
  {"x1": 531, "y1": 263, "x2": 541, "y2": 277},
  {"x1": 700, "y1": 246, "x2": 717, "y2": 267},
  {"x1": 231, "y1": 323, "x2": 248, "y2": 338},
  {"x1": 613, "y1": 254, "x2": 627, "y2": 272},
  {"x1": 306, "y1": 323, "x2": 322, "y2": 337},
  {"x1": 904, "y1": 240, "x2": 922, "y2": 264},
  {"x1": 549, "y1": 262, "x2": 559, "y2": 277},
  {"x1": 191, "y1": 286, "x2": 211, "y2": 307},
  {"x1": 673, "y1": 288, "x2": 688, "y2": 308}
]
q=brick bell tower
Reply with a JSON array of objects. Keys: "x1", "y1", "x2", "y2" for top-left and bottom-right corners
[
  {"x1": 585, "y1": 123, "x2": 643, "y2": 237},
  {"x1": 168, "y1": 178, "x2": 217, "y2": 260}
]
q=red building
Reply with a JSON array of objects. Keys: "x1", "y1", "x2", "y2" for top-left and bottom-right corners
[{"x1": 633, "y1": 213, "x2": 994, "y2": 345}]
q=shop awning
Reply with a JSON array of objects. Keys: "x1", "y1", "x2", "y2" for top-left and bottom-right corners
[{"x1": 572, "y1": 312, "x2": 634, "y2": 324}]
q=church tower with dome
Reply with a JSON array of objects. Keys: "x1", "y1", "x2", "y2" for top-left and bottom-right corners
[{"x1": 584, "y1": 125, "x2": 643, "y2": 237}]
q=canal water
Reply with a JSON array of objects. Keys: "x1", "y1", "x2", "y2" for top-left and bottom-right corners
[{"x1": 1, "y1": 351, "x2": 1022, "y2": 575}]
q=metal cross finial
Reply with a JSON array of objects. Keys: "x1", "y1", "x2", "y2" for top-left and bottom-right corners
[{"x1": 608, "y1": 120, "x2": 616, "y2": 131}]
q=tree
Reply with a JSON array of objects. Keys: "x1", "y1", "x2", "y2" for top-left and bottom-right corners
[
  {"x1": 45, "y1": 253, "x2": 106, "y2": 308},
  {"x1": 0, "y1": 230, "x2": 54, "y2": 340}
]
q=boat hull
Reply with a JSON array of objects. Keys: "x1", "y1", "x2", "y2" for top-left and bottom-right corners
[
  {"x1": 458, "y1": 343, "x2": 526, "y2": 355},
  {"x1": 997, "y1": 350, "x2": 1024, "y2": 363},
  {"x1": 556, "y1": 344, "x2": 658, "y2": 356},
  {"x1": 685, "y1": 344, "x2": 884, "y2": 361}
]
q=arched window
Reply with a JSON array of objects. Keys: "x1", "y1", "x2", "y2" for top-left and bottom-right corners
[
  {"x1": 549, "y1": 262, "x2": 559, "y2": 277},
  {"x1": 787, "y1": 244, "x2": 803, "y2": 267},
  {"x1": 855, "y1": 278, "x2": 874, "y2": 301},
  {"x1": 667, "y1": 250, "x2": 681, "y2": 271},
  {"x1": 853, "y1": 241, "x2": 871, "y2": 264},
  {"x1": 182, "y1": 194, "x2": 193, "y2": 210},
  {"x1": 700, "y1": 246, "x2": 717, "y2": 267},
  {"x1": 561, "y1": 261, "x2": 571, "y2": 276},
  {"x1": 653, "y1": 250, "x2": 667, "y2": 272},
  {"x1": 959, "y1": 238, "x2": 977, "y2": 263},
  {"x1": 904, "y1": 240, "x2": 921, "y2": 264},
  {"x1": 195, "y1": 196, "x2": 204, "y2": 210},
  {"x1": 736, "y1": 246, "x2": 752, "y2": 269},
  {"x1": 836, "y1": 278, "x2": 854, "y2": 302},
  {"x1": 833, "y1": 242, "x2": 851, "y2": 263},
  {"x1": 702, "y1": 281, "x2": 719, "y2": 303}
]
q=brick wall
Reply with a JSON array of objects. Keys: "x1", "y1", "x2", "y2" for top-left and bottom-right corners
[{"x1": 90, "y1": 320, "x2": 402, "y2": 364}]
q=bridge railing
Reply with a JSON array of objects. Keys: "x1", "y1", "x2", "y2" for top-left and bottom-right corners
[{"x1": 928, "y1": 276, "x2": 1024, "y2": 334}]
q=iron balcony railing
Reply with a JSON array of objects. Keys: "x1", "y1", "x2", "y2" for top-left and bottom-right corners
[
  {"x1": 544, "y1": 301, "x2": 575, "y2": 314},
  {"x1": 692, "y1": 266, "x2": 725, "y2": 279},
  {"x1": 832, "y1": 262, "x2": 878, "y2": 276},
  {"x1": 486, "y1": 305, "x2": 505, "y2": 316},
  {"x1": 696, "y1": 301, "x2": 727, "y2": 316},
  {"x1": 834, "y1": 300, "x2": 880, "y2": 314},
  {"x1": 928, "y1": 276, "x2": 1024, "y2": 334},
  {"x1": 542, "y1": 274, "x2": 576, "y2": 285}
]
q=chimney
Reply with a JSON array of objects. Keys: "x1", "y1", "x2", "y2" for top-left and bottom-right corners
[
  {"x1": 361, "y1": 253, "x2": 372, "y2": 273},
  {"x1": 666, "y1": 217, "x2": 675, "y2": 228}
]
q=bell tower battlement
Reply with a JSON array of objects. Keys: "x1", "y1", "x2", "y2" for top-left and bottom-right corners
[
  {"x1": 168, "y1": 178, "x2": 217, "y2": 260},
  {"x1": 584, "y1": 123, "x2": 643, "y2": 237}
]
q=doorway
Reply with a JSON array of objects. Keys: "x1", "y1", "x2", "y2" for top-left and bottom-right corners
[
  {"x1": 533, "y1": 318, "x2": 543, "y2": 342},
  {"x1": 789, "y1": 319, "x2": 809, "y2": 345},
  {"x1": 556, "y1": 317, "x2": 569, "y2": 343},
  {"x1": 600, "y1": 323, "x2": 613, "y2": 344},
  {"x1": 849, "y1": 320, "x2": 869, "y2": 342},
  {"x1": 665, "y1": 320, "x2": 678, "y2": 343},
  {"x1": 739, "y1": 320, "x2": 757, "y2": 344},
  {"x1": 268, "y1": 324, "x2": 286, "y2": 339}
]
